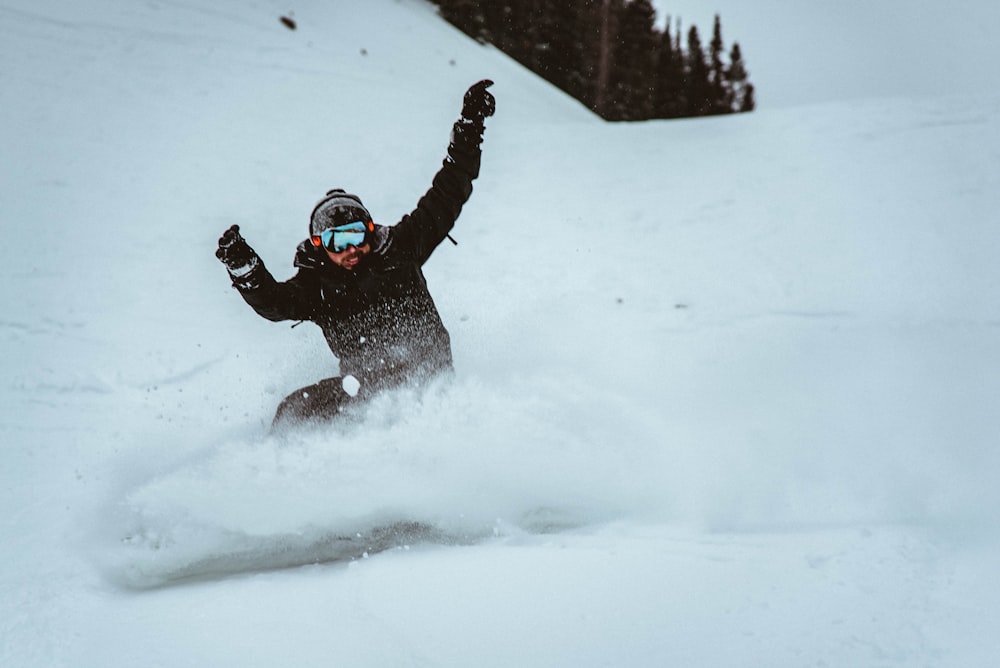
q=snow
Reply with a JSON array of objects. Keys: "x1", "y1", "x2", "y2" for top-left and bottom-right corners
[{"x1": 2, "y1": 0, "x2": 999, "y2": 665}]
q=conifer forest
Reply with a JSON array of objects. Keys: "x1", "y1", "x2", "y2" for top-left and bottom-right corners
[{"x1": 432, "y1": 0, "x2": 756, "y2": 121}]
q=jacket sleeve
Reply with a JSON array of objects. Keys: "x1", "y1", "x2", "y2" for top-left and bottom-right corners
[
  {"x1": 230, "y1": 258, "x2": 319, "y2": 323},
  {"x1": 390, "y1": 118, "x2": 485, "y2": 265}
]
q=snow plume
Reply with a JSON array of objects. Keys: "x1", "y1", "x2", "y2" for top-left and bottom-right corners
[
  {"x1": 95, "y1": 350, "x2": 995, "y2": 588},
  {"x1": 93, "y1": 375, "x2": 651, "y2": 587}
]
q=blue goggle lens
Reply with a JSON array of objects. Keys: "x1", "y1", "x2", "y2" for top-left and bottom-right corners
[{"x1": 318, "y1": 221, "x2": 369, "y2": 252}]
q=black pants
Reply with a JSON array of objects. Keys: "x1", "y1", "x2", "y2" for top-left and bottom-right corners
[{"x1": 272, "y1": 377, "x2": 359, "y2": 429}]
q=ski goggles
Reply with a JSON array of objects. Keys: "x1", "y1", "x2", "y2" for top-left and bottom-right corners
[{"x1": 311, "y1": 220, "x2": 374, "y2": 252}]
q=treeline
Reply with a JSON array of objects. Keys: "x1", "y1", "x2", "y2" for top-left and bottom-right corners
[{"x1": 431, "y1": 0, "x2": 755, "y2": 121}]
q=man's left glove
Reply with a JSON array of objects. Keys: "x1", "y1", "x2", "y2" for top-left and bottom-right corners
[
  {"x1": 450, "y1": 80, "x2": 495, "y2": 168},
  {"x1": 216, "y1": 224, "x2": 260, "y2": 278},
  {"x1": 461, "y1": 79, "x2": 496, "y2": 124}
]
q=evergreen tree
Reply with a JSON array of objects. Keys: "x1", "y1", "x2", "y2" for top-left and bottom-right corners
[
  {"x1": 739, "y1": 83, "x2": 756, "y2": 112},
  {"x1": 708, "y1": 15, "x2": 732, "y2": 114},
  {"x1": 533, "y1": 0, "x2": 586, "y2": 100},
  {"x1": 726, "y1": 42, "x2": 751, "y2": 113},
  {"x1": 684, "y1": 25, "x2": 712, "y2": 116},
  {"x1": 437, "y1": 0, "x2": 487, "y2": 42},
  {"x1": 479, "y1": 2, "x2": 509, "y2": 51},
  {"x1": 592, "y1": 0, "x2": 624, "y2": 119},
  {"x1": 527, "y1": 0, "x2": 558, "y2": 81},
  {"x1": 569, "y1": 0, "x2": 605, "y2": 108},
  {"x1": 497, "y1": 0, "x2": 534, "y2": 68},
  {"x1": 653, "y1": 17, "x2": 685, "y2": 118},
  {"x1": 608, "y1": 0, "x2": 658, "y2": 120}
]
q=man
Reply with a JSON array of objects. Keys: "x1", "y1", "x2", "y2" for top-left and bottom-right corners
[{"x1": 215, "y1": 80, "x2": 495, "y2": 427}]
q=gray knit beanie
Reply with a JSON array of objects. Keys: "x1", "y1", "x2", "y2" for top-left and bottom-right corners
[{"x1": 309, "y1": 189, "x2": 372, "y2": 236}]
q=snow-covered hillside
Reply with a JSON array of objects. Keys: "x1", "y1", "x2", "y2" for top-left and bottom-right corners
[{"x1": 2, "y1": 0, "x2": 999, "y2": 665}]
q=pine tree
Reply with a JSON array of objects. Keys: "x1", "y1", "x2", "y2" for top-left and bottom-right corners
[
  {"x1": 479, "y1": 2, "x2": 509, "y2": 51},
  {"x1": 570, "y1": 0, "x2": 606, "y2": 108},
  {"x1": 739, "y1": 83, "x2": 756, "y2": 112},
  {"x1": 608, "y1": 0, "x2": 658, "y2": 120},
  {"x1": 708, "y1": 15, "x2": 732, "y2": 114},
  {"x1": 592, "y1": 0, "x2": 624, "y2": 119},
  {"x1": 533, "y1": 0, "x2": 587, "y2": 101},
  {"x1": 653, "y1": 16, "x2": 685, "y2": 118},
  {"x1": 726, "y1": 42, "x2": 751, "y2": 113},
  {"x1": 437, "y1": 0, "x2": 487, "y2": 42},
  {"x1": 684, "y1": 25, "x2": 712, "y2": 116},
  {"x1": 528, "y1": 1, "x2": 559, "y2": 85},
  {"x1": 500, "y1": 0, "x2": 535, "y2": 69}
]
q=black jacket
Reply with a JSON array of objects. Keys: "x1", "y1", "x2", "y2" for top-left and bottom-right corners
[{"x1": 231, "y1": 134, "x2": 482, "y2": 395}]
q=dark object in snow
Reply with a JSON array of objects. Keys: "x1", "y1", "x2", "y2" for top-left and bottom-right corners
[
  {"x1": 279, "y1": 15, "x2": 296, "y2": 30},
  {"x1": 114, "y1": 521, "x2": 459, "y2": 589}
]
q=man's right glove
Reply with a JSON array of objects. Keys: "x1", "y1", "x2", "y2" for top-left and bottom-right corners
[{"x1": 215, "y1": 224, "x2": 259, "y2": 278}]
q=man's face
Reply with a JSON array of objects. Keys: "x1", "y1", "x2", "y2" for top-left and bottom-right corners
[
  {"x1": 325, "y1": 242, "x2": 371, "y2": 271},
  {"x1": 312, "y1": 213, "x2": 374, "y2": 271}
]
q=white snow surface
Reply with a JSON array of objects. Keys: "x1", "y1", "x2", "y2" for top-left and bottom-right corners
[{"x1": 2, "y1": 0, "x2": 1000, "y2": 665}]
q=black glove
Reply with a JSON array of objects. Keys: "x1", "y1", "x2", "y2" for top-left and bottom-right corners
[
  {"x1": 461, "y1": 79, "x2": 496, "y2": 123},
  {"x1": 215, "y1": 224, "x2": 259, "y2": 277},
  {"x1": 450, "y1": 80, "x2": 495, "y2": 166}
]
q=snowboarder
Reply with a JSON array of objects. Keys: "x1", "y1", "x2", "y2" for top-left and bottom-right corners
[{"x1": 215, "y1": 80, "x2": 495, "y2": 428}]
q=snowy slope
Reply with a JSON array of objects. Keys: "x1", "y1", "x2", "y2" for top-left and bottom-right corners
[{"x1": 2, "y1": 0, "x2": 1000, "y2": 665}]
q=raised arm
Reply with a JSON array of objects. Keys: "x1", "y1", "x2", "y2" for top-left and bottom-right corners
[
  {"x1": 216, "y1": 225, "x2": 317, "y2": 322},
  {"x1": 392, "y1": 80, "x2": 496, "y2": 264}
]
